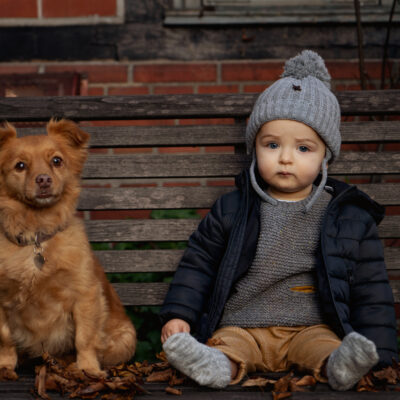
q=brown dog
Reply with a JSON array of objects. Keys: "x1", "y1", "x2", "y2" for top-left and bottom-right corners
[{"x1": 0, "y1": 119, "x2": 136, "y2": 378}]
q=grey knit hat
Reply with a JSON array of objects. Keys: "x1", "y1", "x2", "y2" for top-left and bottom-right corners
[{"x1": 246, "y1": 50, "x2": 341, "y2": 163}]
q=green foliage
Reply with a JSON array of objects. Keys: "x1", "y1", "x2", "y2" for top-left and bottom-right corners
[{"x1": 150, "y1": 209, "x2": 201, "y2": 219}]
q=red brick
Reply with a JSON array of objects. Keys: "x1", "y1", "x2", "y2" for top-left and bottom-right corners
[
  {"x1": 154, "y1": 86, "x2": 194, "y2": 94},
  {"x1": 385, "y1": 206, "x2": 400, "y2": 215},
  {"x1": 134, "y1": 64, "x2": 217, "y2": 83},
  {"x1": 87, "y1": 87, "x2": 104, "y2": 96},
  {"x1": 90, "y1": 210, "x2": 152, "y2": 220},
  {"x1": 158, "y1": 147, "x2": 200, "y2": 154},
  {"x1": 0, "y1": 65, "x2": 39, "y2": 74},
  {"x1": 327, "y1": 61, "x2": 383, "y2": 81},
  {"x1": 163, "y1": 182, "x2": 201, "y2": 187},
  {"x1": 0, "y1": 0, "x2": 37, "y2": 18},
  {"x1": 385, "y1": 239, "x2": 400, "y2": 247},
  {"x1": 383, "y1": 143, "x2": 400, "y2": 151},
  {"x1": 222, "y1": 62, "x2": 283, "y2": 82},
  {"x1": 205, "y1": 146, "x2": 235, "y2": 153},
  {"x1": 244, "y1": 84, "x2": 269, "y2": 93},
  {"x1": 89, "y1": 148, "x2": 108, "y2": 154},
  {"x1": 43, "y1": 0, "x2": 116, "y2": 18},
  {"x1": 198, "y1": 85, "x2": 239, "y2": 94},
  {"x1": 81, "y1": 183, "x2": 111, "y2": 188},
  {"x1": 108, "y1": 86, "x2": 149, "y2": 95},
  {"x1": 46, "y1": 65, "x2": 127, "y2": 83},
  {"x1": 341, "y1": 144, "x2": 378, "y2": 151},
  {"x1": 75, "y1": 211, "x2": 84, "y2": 219},
  {"x1": 207, "y1": 179, "x2": 235, "y2": 187},
  {"x1": 113, "y1": 148, "x2": 153, "y2": 154},
  {"x1": 119, "y1": 183, "x2": 157, "y2": 188},
  {"x1": 197, "y1": 209, "x2": 211, "y2": 218}
]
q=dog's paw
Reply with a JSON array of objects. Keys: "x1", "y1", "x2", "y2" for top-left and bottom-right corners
[
  {"x1": 0, "y1": 367, "x2": 18, "y2": 381},
  {"x1": 82, "y1": 368, "x2": 107, "y2": 380}
]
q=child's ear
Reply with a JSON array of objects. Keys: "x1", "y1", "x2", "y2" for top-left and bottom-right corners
[
  {"x1": 0, "y1": 122, "x2": 17, "y2": 149},
  {"x1": 47, "y1": 118, "x2": 90, "y2": 148}
]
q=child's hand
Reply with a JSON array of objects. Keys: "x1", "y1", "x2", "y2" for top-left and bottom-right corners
[{"x1": 161, "y1": 318, "x2": 190, "y2": 343}]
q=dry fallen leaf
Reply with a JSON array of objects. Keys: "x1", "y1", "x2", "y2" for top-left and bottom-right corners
[
  {"x1": 295, "y1": 375, "x2": 316, "y2": 387},
  {"x1": 273, "y1": 371, "x2": 293, "y2": 393},
  {"x1": 241, "y1": 377, "x2": 276, "y2": 387},
  {"x1": 146, "y1": 368, "x2": 173, "y2": 382},
  {"x1": 272, "y1": 392, "x2": 292, "y2": 400},
  {"x1": 0, "y1": 367, "x2": 18, "y2": 381},
  {"x1": 165, "y1": 386, "x2": 182, "y2": 395}
]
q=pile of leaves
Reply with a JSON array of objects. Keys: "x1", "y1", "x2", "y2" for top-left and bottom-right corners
[
  {"x1": 27, "y1": 352, "x2": 400, "y2": 400},
  {"x1": 241, "y1": 359, "x2": 400, "y2": 400},
  {"x1": 32, "y1": 352, "x2": 186, "y2": 399}
]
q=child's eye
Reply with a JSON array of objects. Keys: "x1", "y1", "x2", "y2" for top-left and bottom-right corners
[
  {"x1": 267, "y1": 143, "x2": 279, "y2": 149},
  {"x1": 298, "y1": 146, "x2": 309, "y2": 152}
]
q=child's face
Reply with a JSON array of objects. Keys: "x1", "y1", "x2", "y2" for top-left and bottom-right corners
[{"x1": 255, "y1": 119, "x2": 326, "y2": 201}]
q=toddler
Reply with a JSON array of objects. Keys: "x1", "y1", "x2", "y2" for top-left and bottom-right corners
[{"x1": 159, "y1": 50, "x2": 398, "y2": 391}]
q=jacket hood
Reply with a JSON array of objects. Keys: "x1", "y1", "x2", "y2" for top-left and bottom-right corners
[{"x1": 235, "y1": 168, "x2": 385, "y2": 225}]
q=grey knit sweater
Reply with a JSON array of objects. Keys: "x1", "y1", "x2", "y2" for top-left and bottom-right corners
[{"x1": 219, "y1": 188, "x2": 332, "y2": 328}]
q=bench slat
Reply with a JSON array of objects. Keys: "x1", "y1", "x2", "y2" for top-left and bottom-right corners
[
  {"x1": 16, "y1": 120, "x2": 400, "y2": 147},
  {"x1": 85, "y1": 216, "x2": 400, "y2": 242},
  {"x1": 79, "y1": 183, "x2": 400, "y2": 210},
  {"x1": 96, "y1": 249, "x2": 184, "y2": 273},
  {"x1": 1, "y1": 91, "x2": 399, "y2": 122},
  {"x1": 96, "y1": 247, "x2": 399, "y2": 274},
  {"x1": 113, "y1": 281, "x2": 400, "y2": 306},
  {"x1": 82, "y1": 152, "x2": 400, "y2": 178}
]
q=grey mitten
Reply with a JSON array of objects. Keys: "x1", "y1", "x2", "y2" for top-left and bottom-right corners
[
  {"x1": 163, "y1": 332, "x2": 231, "y2": 389},
  {"x1": 327, "y1": 331, "x2": 379, "y2": 391}
]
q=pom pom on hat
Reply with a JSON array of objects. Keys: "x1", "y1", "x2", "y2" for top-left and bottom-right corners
[
  {"x1": 245, "y1": 49, "x2": 341, "y2": 162},
  {"x1": 281, "y1": 50, "x2": 331, "y2": 89}
]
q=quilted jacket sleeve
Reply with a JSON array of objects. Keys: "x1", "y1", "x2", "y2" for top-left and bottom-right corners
[
  {"x1": 350, "y1": 214, "x2": 398, "y2": 366},
  {"x1": 159, "y1": 195, "x2": 232, "y2": 330}
]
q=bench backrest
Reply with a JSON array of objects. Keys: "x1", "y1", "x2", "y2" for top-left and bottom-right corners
[{"x1": 0, "y1": 91, "x2": 399, "y2": 324}]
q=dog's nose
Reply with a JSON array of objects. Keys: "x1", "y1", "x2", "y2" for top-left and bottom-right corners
[{"x1": 36, "y1": 174, "x2": 52, "y2": 188}]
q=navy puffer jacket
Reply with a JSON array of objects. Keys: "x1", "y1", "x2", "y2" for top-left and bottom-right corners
[{"x1": 160, "y1": 169, "x2": 398, "y2": 367}]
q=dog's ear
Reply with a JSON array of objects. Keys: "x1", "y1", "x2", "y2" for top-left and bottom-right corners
[
  {"x1": 47, "y1": 119, "x2": 90, "y2": 148},
  {"x1": 0, "y1": 122, "x2": 17, "y2": 149}
]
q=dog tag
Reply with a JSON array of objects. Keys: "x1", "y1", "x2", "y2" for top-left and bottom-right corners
[{"x1": 34, "y1": 253, "x2": 45, "y2": 269}]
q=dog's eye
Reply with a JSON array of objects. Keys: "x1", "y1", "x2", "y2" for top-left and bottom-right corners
[
  {"x1": 52, "y1": 157, "x2": 63, "y2": 167},
  {"x1": 15, "y1": 162, "x2": 26, "y2": 171}
]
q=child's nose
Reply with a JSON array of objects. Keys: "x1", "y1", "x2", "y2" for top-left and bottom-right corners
[{"x1": 279, "y1": 148, "x2": 292, "y2": 163}]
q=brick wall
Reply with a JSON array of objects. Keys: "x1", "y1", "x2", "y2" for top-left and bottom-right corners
[
  {"x1": 0, "y1": 0, "x2": 122, "y2": 25},
  {"x1": 1, "y1": 58, "x2": 397, "y2": 95},
  {"x1": 1, "y1": 59, "x2": 398, "y2": 208}
]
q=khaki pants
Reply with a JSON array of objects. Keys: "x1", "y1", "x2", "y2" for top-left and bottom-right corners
[{"x1": 210, "y1": 325, "x2": 341, "y2": 384}]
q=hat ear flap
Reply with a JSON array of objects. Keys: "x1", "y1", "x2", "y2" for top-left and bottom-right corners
[{"x1": 0, "y1": 122, "x2": 17, "y2": 149}]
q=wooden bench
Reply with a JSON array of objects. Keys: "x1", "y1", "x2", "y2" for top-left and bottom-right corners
[{"x1": 0, "y1": 90, "x2": 399, "y2": 399}]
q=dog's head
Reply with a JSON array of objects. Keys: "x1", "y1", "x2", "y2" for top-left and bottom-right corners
[{"x1": 0, "y1": 119, "x2": 90, "y2": 208}]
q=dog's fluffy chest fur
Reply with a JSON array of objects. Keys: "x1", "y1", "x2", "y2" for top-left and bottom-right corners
[{"x1": 0, "y1": 221, "x2": 94, "y2": 356}]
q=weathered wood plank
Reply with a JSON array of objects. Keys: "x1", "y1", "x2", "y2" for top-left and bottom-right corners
[
  {"x1": 114, "y1": 280, "x2": 400, "y2": 306},
  {"x1": 95, "y1": 247, "x2": 399, "y2": 274},
  {"x1": 78, "y1": 186, "x2": 233, "y2": 210},
  {"x1": 1, "y1": 91, "x2": 399, "y2": 122},
  {"x1": 85, "y1": 216, "x2": 400, "y2": 242},
  {"x1": 15, "y1": 120, "x2": 400, "y2": 147},
  {"x1": 113, "y1": 282, "x2": 169, "y2": 306},
  {"x1": 82, "y1": 152, "x2": 400, "y2": 179},
  {"x1": 78, "y1": 183, "x2": 400, "y2": 210},
  {"x1": 95, "y1": 249, "x2": 184, "y2": 273}
]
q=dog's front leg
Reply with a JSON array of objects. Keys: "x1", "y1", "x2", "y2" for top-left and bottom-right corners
[
  {"x1": 73, "y1": 287, "x2": 106, "y2": 377},
  {"x1": 0, "y1": 307, "x2": 18, "y2": 379}
]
